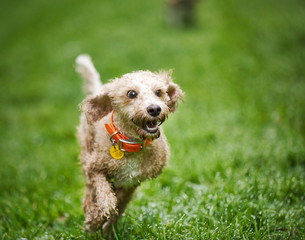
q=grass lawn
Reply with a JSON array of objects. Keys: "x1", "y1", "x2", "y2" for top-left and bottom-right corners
[{"x1": 0, "y1": 0, "x2": 305, "y2": 239}]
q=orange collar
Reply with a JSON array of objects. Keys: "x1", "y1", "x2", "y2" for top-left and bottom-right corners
[{"x1": 105, "y1": 111, "x2": 152, "y2": 153}]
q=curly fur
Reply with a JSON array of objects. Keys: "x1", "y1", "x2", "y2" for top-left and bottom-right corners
[{"x1": 76, "y1": 55, "x2": 183, "y2": 235}]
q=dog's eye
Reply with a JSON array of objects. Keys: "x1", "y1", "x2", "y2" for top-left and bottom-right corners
[
  {"x1": 155, "y1": 89, "x2": 162, "y2": 97},
  {"x1": 127, "y1": 90, "x2": 138, "y2": 99}
]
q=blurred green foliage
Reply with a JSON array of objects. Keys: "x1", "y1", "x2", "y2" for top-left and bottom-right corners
[{"x1": 0, "y1": 0, "x2": 304, "y2": 238}]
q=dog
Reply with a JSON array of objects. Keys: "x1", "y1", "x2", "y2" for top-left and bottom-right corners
[{"x1": 75, "y1": 55, "x2": 183, "y2": 235}]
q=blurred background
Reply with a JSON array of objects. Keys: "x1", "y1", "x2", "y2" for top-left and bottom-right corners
[{"x1": 0, "y1": 0, "x2": 304, "y2": 238}]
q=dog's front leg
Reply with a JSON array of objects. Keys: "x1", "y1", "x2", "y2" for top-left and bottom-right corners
[
  {"x1": 102, "y1": 186, "x2": 138, "y2": 236},
  {"x1": 83, "y1": 173, "x2": 117, "y2": 233}
]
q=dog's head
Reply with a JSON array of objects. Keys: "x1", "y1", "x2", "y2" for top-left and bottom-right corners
[{"x1": 81, "y1": 70, "x2": 183, "y2": 140}]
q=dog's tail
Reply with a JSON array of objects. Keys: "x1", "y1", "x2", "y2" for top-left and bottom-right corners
[{"x1": 76, "y1": 54, "x2": 102, "y2": 95}]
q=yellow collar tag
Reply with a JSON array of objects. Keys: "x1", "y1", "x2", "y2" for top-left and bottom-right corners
[{"x1": 110, "y1": 145, "x2": 124, "y2": 160}]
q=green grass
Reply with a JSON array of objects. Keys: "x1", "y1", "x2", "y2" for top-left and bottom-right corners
[{"x1": 1, "y1": 0, "x2": 305, "y2": 239}]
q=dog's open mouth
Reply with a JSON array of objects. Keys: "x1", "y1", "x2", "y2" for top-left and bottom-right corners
[
  {"x1": 144, "y1": 119, "x2": 162, "y2": 133},
  {"x1": 132, "y1": 119, "x2": 162, "y2": 134}
]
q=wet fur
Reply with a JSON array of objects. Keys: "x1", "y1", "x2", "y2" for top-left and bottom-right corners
[{"x1": 76, "y1": 56, "x2": 183, "y2": 235}]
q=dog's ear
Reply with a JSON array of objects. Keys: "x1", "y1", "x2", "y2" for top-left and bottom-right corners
[
  {"x1": 80, "y1": 88, "x2": 113, "y2": 124},
  {"x1": 159, "y1": 69, "x2": 184, "y2": 112},
  {"x1": 167, "y1": 82, "x2": 184, "y2": 112},
  {"x1": 159, "y1": 70, "x2": 184, "y2": 112}
]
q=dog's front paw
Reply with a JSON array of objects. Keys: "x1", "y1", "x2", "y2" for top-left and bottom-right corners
[
  {"x1": 84, "y1": 206, "x2": 117, "y2": 233},
  {"x1": 84, "y1": 220, "x2": 102, "y2": 233},
  {"x1": 84, "y1": 208, "x2": 106, "y2": 233}
]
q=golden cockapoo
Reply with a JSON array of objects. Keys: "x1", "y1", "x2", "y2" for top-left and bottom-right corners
[{"x1": 76, "y1": 55, "x2": 183, "y2": 235}]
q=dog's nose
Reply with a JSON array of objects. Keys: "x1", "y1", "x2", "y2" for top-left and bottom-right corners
[{"x1": 147, "y1": 104, "x2": 161, "y2": 117}]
